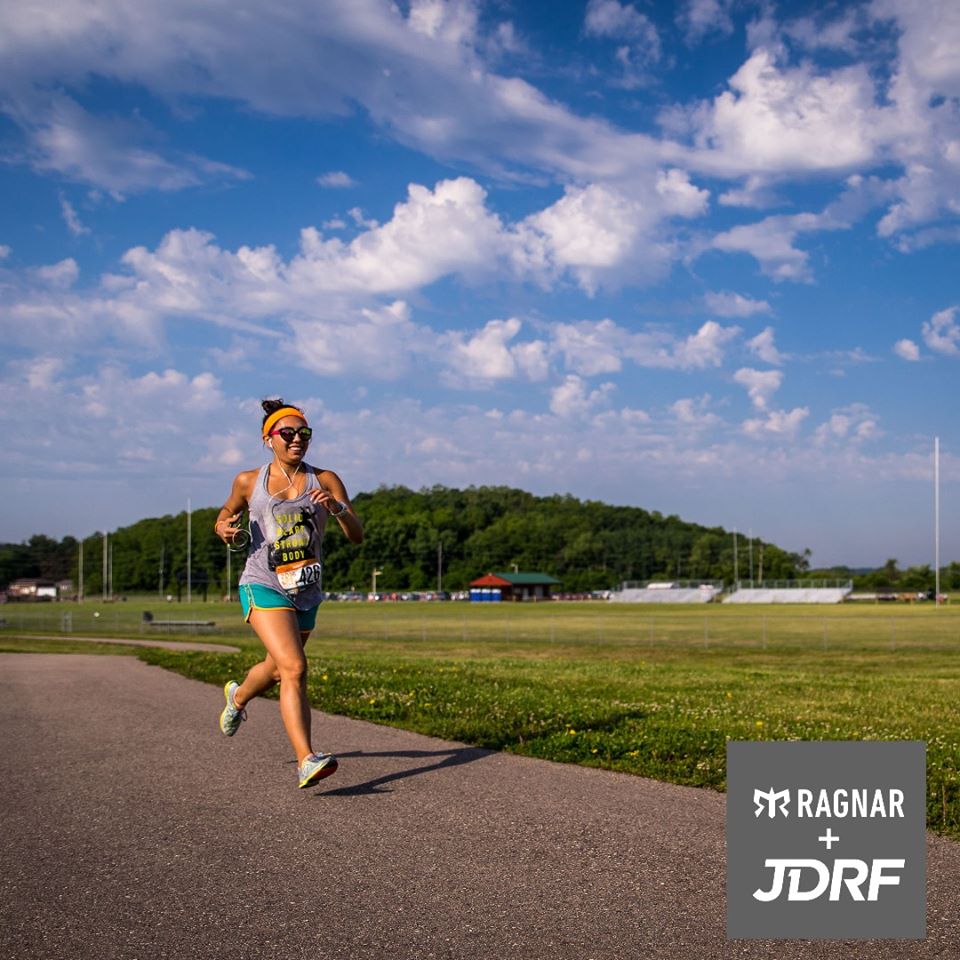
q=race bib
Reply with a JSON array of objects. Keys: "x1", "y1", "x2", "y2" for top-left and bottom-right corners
[{"x1": 276, "y1": 559, "x2": 323, "y2": 594}]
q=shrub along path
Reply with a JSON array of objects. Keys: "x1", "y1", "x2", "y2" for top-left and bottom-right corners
[{"x1": 3, "y1": 653, "x2": 960, "y2": 960}]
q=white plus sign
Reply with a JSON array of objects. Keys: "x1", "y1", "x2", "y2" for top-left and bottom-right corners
[{"x1": 818, "y1": 828, "x2": 840, "y2": 850}]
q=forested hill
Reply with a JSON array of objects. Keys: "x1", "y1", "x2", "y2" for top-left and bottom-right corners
[{"x1": 1, "y1": 485, "x2": 808, "y2": 595}]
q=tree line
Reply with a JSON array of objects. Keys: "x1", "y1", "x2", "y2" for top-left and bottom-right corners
[{"x1": 1, "y1": 484, "x2": 956, "y2": 597}]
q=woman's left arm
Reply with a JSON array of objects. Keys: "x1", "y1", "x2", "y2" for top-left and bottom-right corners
[{"x1": 310, "y1": 469, "x2": 364, "y2": 544}]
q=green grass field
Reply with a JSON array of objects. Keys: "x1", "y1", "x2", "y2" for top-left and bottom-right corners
[{"x1": 4, "y1": 596, "x2": 960, "y2": 836}]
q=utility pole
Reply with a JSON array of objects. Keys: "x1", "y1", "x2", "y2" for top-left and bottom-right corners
[
  {"x1": 371, "y1": 567, "x2": 382, "y2": 597},
  {"x1": 102, "y1": 532, "x2": 107, "y2": 601},
  {"x1": 78, "y1": 539, "x2": 83, "y2": 603},
  {"x1": 437, "y1": 542, "x2": 443, "y2": 593}
]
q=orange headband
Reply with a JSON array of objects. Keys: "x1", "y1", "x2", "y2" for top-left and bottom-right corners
[{"x1": 262, "y1": 406, "x2": 308, "y2": 438}]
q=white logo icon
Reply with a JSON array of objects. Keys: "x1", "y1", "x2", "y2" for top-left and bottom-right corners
[{"x1": 754, "y1": 787, "x2": 790, "y2": 819}]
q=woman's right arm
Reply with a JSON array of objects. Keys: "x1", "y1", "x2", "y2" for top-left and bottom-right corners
[{"x1": 214, "y1": 471, "x2": 255, "y2": 544}]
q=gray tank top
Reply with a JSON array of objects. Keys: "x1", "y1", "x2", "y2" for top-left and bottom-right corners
[{"x1": 239, "y1": 463, "x2": 328, "y2": 609}]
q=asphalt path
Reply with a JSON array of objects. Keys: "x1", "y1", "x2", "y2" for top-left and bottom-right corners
[
  {"x1": 12, "y1": 634, "x2": 242, "y2": 653},
  {"x1": 3, "y1": 653, "x2": 959, "y2": 960}
]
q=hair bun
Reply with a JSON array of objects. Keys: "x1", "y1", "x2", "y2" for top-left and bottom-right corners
[{"x1": 261, "y1": 398, "x2": 286, "y2": 415}]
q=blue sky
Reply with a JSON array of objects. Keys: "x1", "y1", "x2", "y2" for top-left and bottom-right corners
[{"x1": 1, "y1": 0, "x2": 958, "y2": 568}]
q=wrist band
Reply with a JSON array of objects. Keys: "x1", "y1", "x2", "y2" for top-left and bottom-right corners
[{"x1": 329, "y1": 500, "x2": 349, "y2": 518}]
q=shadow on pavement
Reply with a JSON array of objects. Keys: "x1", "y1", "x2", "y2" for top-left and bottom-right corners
[{"x1": 317, "y1": 746, "x2": 492, "y2": 797}]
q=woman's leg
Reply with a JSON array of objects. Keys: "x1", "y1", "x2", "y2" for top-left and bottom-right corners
[
  {"x1": 233, "y1": 656, "x2": 280, "y2": 707},
  {"x1": 234, "y1": 630, "x2": 312, "y2": 707},
  {"x1": 244, "y1": 609, "x2": 314, "y2": 763}
]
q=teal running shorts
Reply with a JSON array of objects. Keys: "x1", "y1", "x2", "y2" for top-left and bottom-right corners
[{"x1": 239, "y1": 583, "x2": 319, "y2": 633}]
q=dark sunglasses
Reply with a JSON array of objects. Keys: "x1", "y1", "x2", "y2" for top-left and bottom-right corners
[{"x1": 269, "y1": 426, "x2": 313, "y2": 443}]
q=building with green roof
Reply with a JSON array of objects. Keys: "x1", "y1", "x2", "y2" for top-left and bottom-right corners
[{"x1": 468, "y1": 572, "x2": 562, "y2": 602}]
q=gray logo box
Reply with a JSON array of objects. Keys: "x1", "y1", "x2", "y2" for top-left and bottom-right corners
[{"x1": 727, "y1": 741, "x2": 925, "y2": 940}]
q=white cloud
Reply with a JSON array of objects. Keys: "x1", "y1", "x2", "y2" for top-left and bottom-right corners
[
  {"x1": 813, "y1": 404, "x2": 880, "y2": 446},
  {"x1": 868, "y1": 0, "x2": 960, "y2": 240},
  {"x1": 0, "y1": 0, "x2": 668, "y2": 192},
  {"x1": 549, "y1": 374, "x2": 615, "y2": 418},
  {"x1": 717, "y1": 175, "x2": 781, "y2": 209},
  {"x1": 877, "y1": 161, "x2": 960, "y2": 240},
  {"x1": 893, "y1": 338, "x2": 920, "y2": 361},
  {"x1": 0, "y1": 361, "x2": 232, "y2": 486},
  {"x1": 549, "y1": 318, "x2": 740, "y2": 375},
  {"x1": 922, "y1": 306, "x2": 960, "y2": 357},
  {"x1": 5, "y1": 91, "x2": 251, "y2": 197},
  {"x1": 688, "y1": 49, "x2": 881, "y2": 176},
  {"x1": 408, "y1": 0, "x2": 479, "y2": 44},
  {"x1": 291, "y1": 178, "x2": 508, "y2": 294},
  {"x1": 584, "y1": 0, "x2": 661, "y2": 86},
  {"x1": 23, "y1": 357, "x2": 65, "y2": 390},
  {"x1": 676, "y1": 0, "x2": 734, "y2": 44},
  {"x1": 549, "y1": 319, "x2": 623, "y2": 376},
  {"x1": 876, "y1": 0, "x2": 960, "y2": 97},
  {"x1": 747, "y1": 327, "x2": 784, "y2": 365},
  {"x1": 743, "y1": 407, "x2": 809, "y2": 437},
  {"x1": 60, "y1": 195, "x2": 90, "y2": 236},
  {"x1": 520, "y1": 183, "x2": 665, "y2": 293},
  {"x1": 290, "y1": 300, "x2": 427, "y2": 379},
  {"x1": 711, "y1": 212, "x2": 820, "y2": 281},
  {"x1": 99, "y1": 178, "x2": 509, "y2": 323},
  {"x1": 316, "y1": 171, "x2": 357, "y2": 188},
  {"x1": 672, "y1": 320, "x2": 740, "y2": 369},
  {"x1": 656, "y1": 168, "x2": 710, "y2": 217},
  {"x1": 33, "y1": 258, "x2": 80, "y2": 289},
  {"x1": 781, "y1": 9, "x2": 864, "y2": 55},
  {"x1": 585, "y1": 0, "x2": 657, "y2": 43},
  {"x1": 441, "y1": 317, "x2": 543, "y2": 385},
  {"x1": 893, "y1": 225, "x2": 960, "y2": 252},
  {"x1": 0, "y1": 172, "x2": 732, "y2": 389},
  {"x1": 733, "y1": 367, "x2": 782, "y2": 409},
  {"x1": 0, "y1": 245, "x2": 9, "y2": 260},
  {"x1": 670, "y1": 395, "x2": 721, "y2": 428},
  {"x1": 705, "y1": 290, "x2": 771, "y2": 318}
]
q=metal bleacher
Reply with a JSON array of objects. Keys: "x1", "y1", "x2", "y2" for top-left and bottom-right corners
[
  {"x1": 610, "y1": 581, "x2": 723, "y2": 604},
  {"x1": 722, "y1": 580, "x2": 853, "y2": 604}
]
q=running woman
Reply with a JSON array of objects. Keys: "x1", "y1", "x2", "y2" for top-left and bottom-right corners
[{"x1": 214, "y1": 399, "x2": 363, "y2": 787}]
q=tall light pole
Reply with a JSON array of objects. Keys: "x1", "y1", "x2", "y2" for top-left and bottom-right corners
[
  {"x1": 78, "y1": 538, "x2": 83, "y2": 603},
  {"x1": 187, "y1": 498, "x2": 192, "y2": 605},
  {"x1": 371, "y1": 567, "x2": 382, "y2": 597},
  {"x1": 732, "y1": 528, "x2": 739, "y2": 586},
  {"x1": 102, "y1": 531, "x2": 107, "y2": 601},
  {"x1": 935, "y1": 437, "x2": 941, "y2": 606}
]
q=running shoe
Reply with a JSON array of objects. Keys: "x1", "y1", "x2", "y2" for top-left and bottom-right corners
[
  {"x1": 219, "y1": 680, "x2": 246, "y2": 736},
  {"x1": 298, "y1": 752, "x2": 339, "y2": 788}
]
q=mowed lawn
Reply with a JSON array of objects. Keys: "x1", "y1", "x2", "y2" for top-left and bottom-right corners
[{"x1": 4, "y1": 598, "x2": 960, "y2": 836}]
